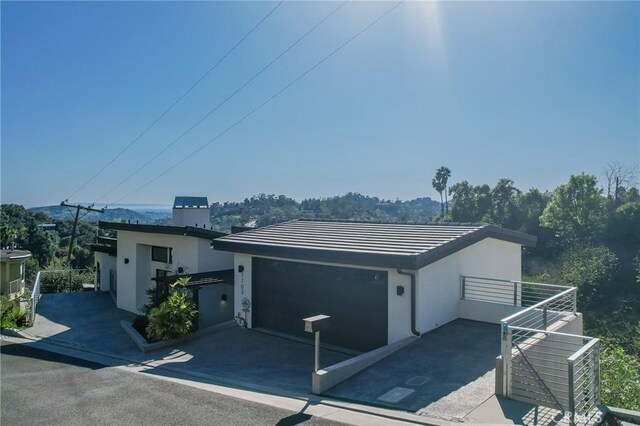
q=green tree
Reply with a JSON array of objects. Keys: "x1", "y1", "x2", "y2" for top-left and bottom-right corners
[
  {"x1": 431, "y1": 167, "x2": 452, "y2": 216},
  {"x1": 540, "y1": 174, "x2": 606, "y2": 245},
  {"x1": 438, "y1": 167, "x2": 452, "y2": 213},
  {"x1": 490, "y1": 179, "x2": 521, "y2": 228},
  {"x1": 607, "y1": 201, "x2": 640, "y2": 245},
  {"x1": 560, "y1": 245, "x2": 620, "y2": 309},
  {"x1": 516, "y1": 189, "x2": 549, "y2": 230},
  {"x1": 475, "y1": 184, "x2": 492, "y2": 221},
  {"x1": 449, "y1": 181, "x2": 477, "y2": 222},
  {"x1": 432, "y1": 179, "x2": 446, "y2": 216}
]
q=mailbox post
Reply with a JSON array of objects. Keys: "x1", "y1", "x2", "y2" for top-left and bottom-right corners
[{"x1": 303, "y1": 314, "x2": 331, "y2": 372}]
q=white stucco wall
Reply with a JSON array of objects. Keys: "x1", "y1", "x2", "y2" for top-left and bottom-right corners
[
  {"x1": 232, "y1": 254, "x2": 412, "y2": 345},
  {"x1": 230, "y1": 237, "x2": 522, "y2": 348},
  {"x1": 416, "y1": 238, "x2": 522, "y2": 334},
  {"x1": 197, "y1": 239, "x2": 233, "y2": 272},
  {"x1": 116, "y1": 230, "x2": 232, "y2": 314},
  {"x1": 172, "y1": 208, "x2": 210, "y2": 227}
]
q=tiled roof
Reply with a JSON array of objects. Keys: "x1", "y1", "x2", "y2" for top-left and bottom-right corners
[
  {"x1": 173, "y1": 196, "x2": 209, "y2": 208},
  {"x1": 212, "y1": 219, "x2": 536, "y2": 269},
  {"x1": 99, "y1": 221, "x2": 226, "y2": 240}
]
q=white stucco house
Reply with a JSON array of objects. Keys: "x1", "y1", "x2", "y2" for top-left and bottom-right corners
[
  {"x1": 91, "y1": 197, "x2": 234, "y2": 321},
  {"x1": 0, "y1": 249, "x2": 32, "y2": 299},
  {"x1": 212, "y1": 219, "x2": 536, "y2": 352}
]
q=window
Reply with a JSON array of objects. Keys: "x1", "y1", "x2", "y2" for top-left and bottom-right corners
[{"x1": 151, "y1": 246, "x2": 172, "y2": 264}]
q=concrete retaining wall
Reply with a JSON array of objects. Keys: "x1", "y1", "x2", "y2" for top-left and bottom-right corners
[{"x1": 312, "y1": 336, "x2": 417, "y2": 394}]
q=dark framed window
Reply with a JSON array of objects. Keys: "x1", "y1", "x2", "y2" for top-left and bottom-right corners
[{"x1": 151, "y1": 246, "x2": 172, "y2": 263}]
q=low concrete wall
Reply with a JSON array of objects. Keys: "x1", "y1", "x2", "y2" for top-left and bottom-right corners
[
  {"x1": 458, "y1": 299, "x2": 523, "y2": 324},
  {"x1": 312, "y1": 336, "x2": 417, "y2": 394},
  {"x1": 120, "y1": 319, "x2": 235, "y2": 353},
  {"x1": 552, "y1": 312, "x2": 583, "y2": 335}
]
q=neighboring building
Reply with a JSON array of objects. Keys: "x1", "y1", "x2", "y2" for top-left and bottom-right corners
[
  {"x1": 172, "y1": 196, "x2": 210, "y2": 227},
  {"x1": 0, "y1": 249, "x2": 32, "y2": 298},
  {"x1": 92, "y1": 197, "x2": 234, "y2": 319},
  {"x1": 212, "y1": 219, "x2": 536, "y2": 352}
]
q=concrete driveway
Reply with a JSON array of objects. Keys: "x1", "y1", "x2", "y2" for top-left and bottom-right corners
[
  {"x1": 25, "y1": 293, "x2": 501, "y2": 420},
  {"x1": 25, "y1": 292, "x2": 350, "y2": 395},
  {"x1": 325, "y1": 320, "x2": 500, "y2": 421}
]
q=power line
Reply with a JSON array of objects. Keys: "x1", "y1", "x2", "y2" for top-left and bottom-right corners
[
  {"x1": 96, "y1": 1, "x2": 347, "y2": 203},
  {"x1": 66, "y1": 1, "x2": 284, "y2": 200},
  {"x1": 113, "y1": 1, "x2": 403, "y2": 203}
]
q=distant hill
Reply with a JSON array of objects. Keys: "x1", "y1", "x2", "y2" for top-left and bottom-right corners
[
  {"x1": 209, "y1": 193, "x2": 442, "y2": 232},
  {"x1": 29, "y1": 205, "x2": 170, "y2": 224}
]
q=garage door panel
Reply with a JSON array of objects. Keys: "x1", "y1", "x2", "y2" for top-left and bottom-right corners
[{"x1": 252, "y1": 258, "x2": 388, "y2": 352}]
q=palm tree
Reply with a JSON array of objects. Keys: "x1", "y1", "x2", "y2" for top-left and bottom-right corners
[
  {"x1": 437, "y1": 166, "x2": 452, "y2": 213},
  {"x1": 432, "y1": 176, "x2": 446, "y2": 215}
]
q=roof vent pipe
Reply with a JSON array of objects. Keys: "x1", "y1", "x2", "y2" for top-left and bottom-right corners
[{"x1": 397, "y1": 269, "x2": 420, "y2": 337}]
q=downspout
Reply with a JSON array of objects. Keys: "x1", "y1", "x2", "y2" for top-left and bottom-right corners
[{"x1": 397, "y1": 269, "x2": 420, "y2": 337}]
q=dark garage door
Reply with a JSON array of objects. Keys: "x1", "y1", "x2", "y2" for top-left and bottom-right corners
[{"x1": 252, "y1": 257, "x2": 388, "y2": 352}]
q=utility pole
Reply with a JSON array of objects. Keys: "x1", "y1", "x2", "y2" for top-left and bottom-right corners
[{"x1": 60, "y1": 200, "x2": 105, "y2": 265}]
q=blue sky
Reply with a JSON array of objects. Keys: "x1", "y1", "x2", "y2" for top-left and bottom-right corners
[{"x1": 2, "y1": 1, "x2": 638, "y2": 207}]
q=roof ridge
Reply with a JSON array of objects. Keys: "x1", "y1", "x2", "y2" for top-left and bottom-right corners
[{"x1": 296, "y1": 218, "x2": 488, "y2": 226}]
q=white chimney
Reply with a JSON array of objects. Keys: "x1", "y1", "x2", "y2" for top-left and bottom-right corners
[{"x1": 172, "y1": 196, "x2": 210, "y2": 227}]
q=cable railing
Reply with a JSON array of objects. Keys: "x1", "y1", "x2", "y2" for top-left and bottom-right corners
[
  {"x1": 461, "y1": 275, "x2": 573, "y2": 307},
  {"x1": 568, "y1": 338, "x2": 600, "y2": 424},
  {"x1": 27, "y1": 271, "x2": 44, "y2": 325},
  {"x1": 504, "y1": 326, "x2": 600, "y2": 425},
  {"x1": 460, "y1": 275, "x2": 599, "y2": 423},
  {"x1": 501, "y1": 287, "x2": 577, "y2": 331}
]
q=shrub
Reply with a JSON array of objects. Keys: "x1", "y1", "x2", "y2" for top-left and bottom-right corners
[
  {"x1": 142, "y1": 281, "x2": 170, "y2": 316},
  {"x1": 0, "y1": 296, "x2": 26, "y2": 329},
  {"x1": 40, "y1": 269, "x2": 93, "y2": 293},
  {"x1": 146, "y1": 278, "x2": 197, "y2": 341},
  {"x1": 600, "y1": 343, "x2": 640, "y2": 410}
]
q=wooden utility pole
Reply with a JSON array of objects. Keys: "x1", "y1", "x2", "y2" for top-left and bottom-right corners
[{"x1": 60, "y1": 200, "x2": 105, "y2": 264}]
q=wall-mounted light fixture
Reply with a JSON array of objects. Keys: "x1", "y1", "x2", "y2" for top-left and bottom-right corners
[
  {"x1": 396, "y1": 285, "x2": 404, "y2": 296},
  {"x1": 124, "y1": 258, "x2": 130, "y2": 264},
  {"x1": 177, "y1": 267, "x2": 184, "y2": 274},
  {"x1": 221, "y1": 294, "x2": 228, "y2": 302},
  {"x1": 238, "y1": 265, "x2": 244, "y2": 273}
]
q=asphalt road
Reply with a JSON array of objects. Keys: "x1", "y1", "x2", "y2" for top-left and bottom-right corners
[{"x1": 0, "y1": 341, "x2": 345, "y2": 426}]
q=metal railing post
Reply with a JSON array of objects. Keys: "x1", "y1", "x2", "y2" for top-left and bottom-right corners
[
  {"x1": 594, "y1": 340, "x2": 601, "y2": 406},
  {"x1": 543, "y1": 304, "x2": 548, "y2": 330},
  {"x1": 572, "y1": 288, "x2": 577, "y2": 314},
  {"x1": 568, "y1": 358, "x2": 575, "y2": 426},
  {"x1": 461, "y1": 276, "x2": 466, "y2": 299},
  {"x1": 501, "y1": 322, "x2": 512, "y2": 397},
  {"x1": 513, "y1": 281, "x2": 518, "y2": 306}
]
